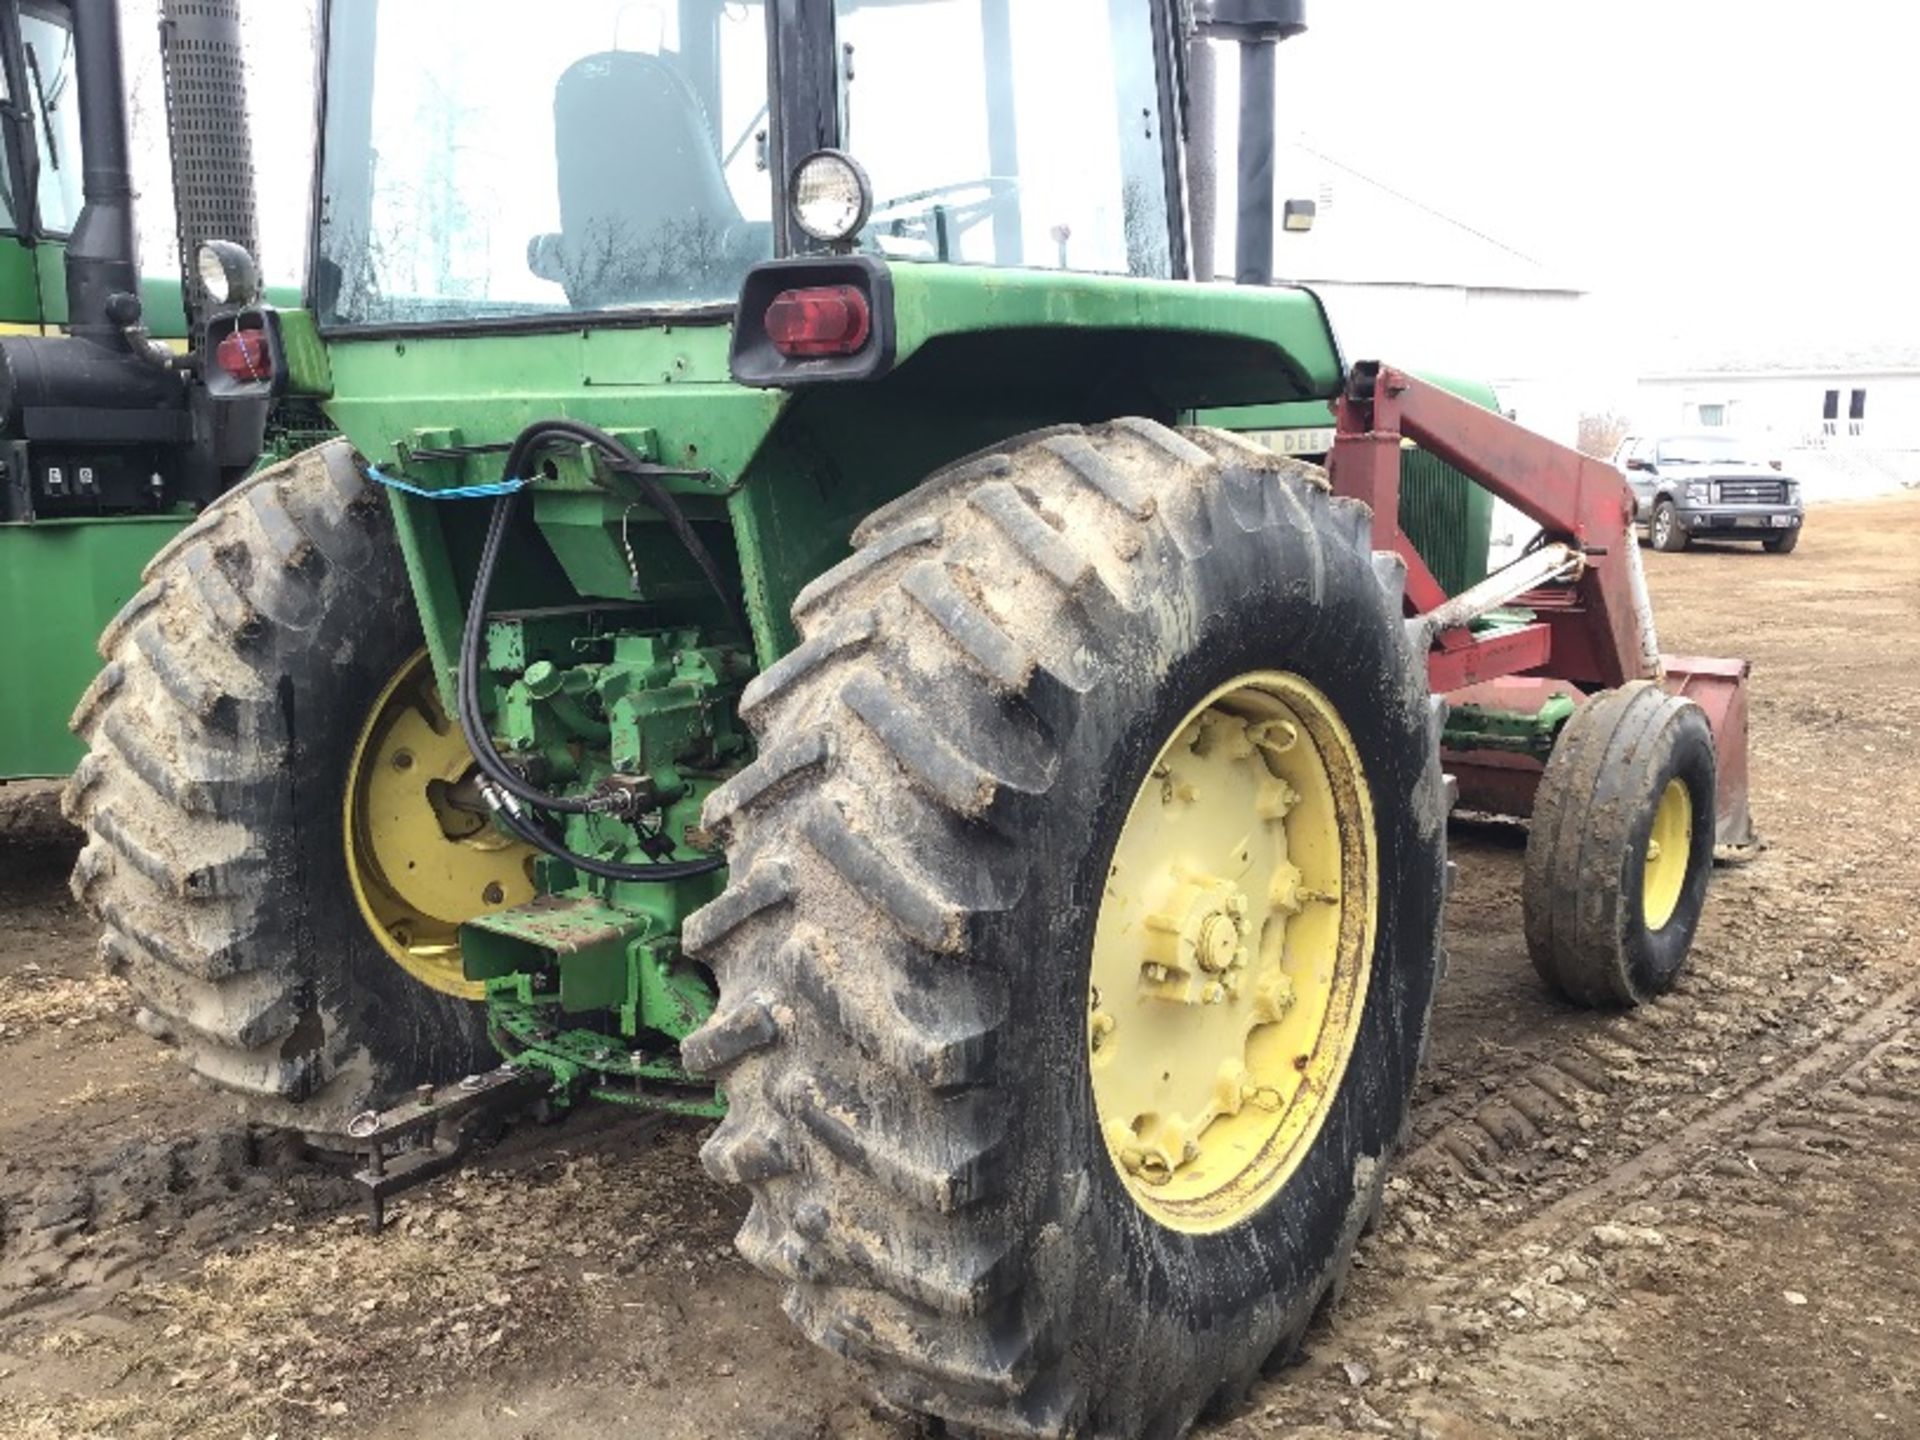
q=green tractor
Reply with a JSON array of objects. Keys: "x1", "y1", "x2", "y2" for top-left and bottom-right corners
[
  {"x1": 0, "y1": 0, "x2": 303, "y2": 781},
  {"x1": 63, "y1": 1, "x2": 1726, "y2": 1435}
]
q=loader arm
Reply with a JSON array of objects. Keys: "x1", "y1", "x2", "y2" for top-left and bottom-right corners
[{"x1": 1328, "y1": 360, "x2": 1757, "y2": 854}]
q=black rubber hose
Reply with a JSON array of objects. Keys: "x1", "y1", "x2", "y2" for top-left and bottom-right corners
[
  {"x1": 505, "y1": 417, "x2": 748, "y2": 638},
  {"x1": 450, "y1": 419, "x2": 733, "y2": 881},
  {"x1": 460, "y1": 498, "x2": 723, "y2": 881},
  {"x1": 487, "y1": 783, "x2": 723, "y2": 884}
]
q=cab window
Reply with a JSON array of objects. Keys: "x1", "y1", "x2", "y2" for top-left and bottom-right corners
[
  {"x1": 834, "y1": 0, "x2": 1172, "y2": 278},
  {"x1": 0, "y1": 43, "x2": 14, "y2": 231},
  {"x1": 20, "y1": 5, "x2": 83, "y2": 235}
]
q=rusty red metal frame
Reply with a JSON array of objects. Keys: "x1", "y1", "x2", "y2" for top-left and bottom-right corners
[
  {"x1": 1326, "y1": 362, "x2": 1756, "y2": 850},
  {"x1": 1329, "y1": 361, "x2": 1644, "y2": 692}
]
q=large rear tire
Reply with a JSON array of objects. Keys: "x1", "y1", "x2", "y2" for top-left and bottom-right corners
[
  {"x1": 683, "y1": 421, "x2": 1448, "y2": 1437},
  {"x1": 64, "y1": 442, "x2": 498, "y2": 1134}
]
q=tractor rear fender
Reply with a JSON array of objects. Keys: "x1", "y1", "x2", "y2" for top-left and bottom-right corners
[
  {"x1": 726, "y1": 260, "x2": 1348, "y2": 663},
  {"x1": 309, "y1": 259, "x2": 1347, "y2": 690}
]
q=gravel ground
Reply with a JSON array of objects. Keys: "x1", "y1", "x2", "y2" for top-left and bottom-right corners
[{"x1": 0, "y1": 492, "x2": 1914, "y2": 1440}]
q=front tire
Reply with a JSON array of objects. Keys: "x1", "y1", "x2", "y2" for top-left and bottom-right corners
[
  {"x1": 64, "y1": 443, "x2": 497, "y2": 1134},
  {"x1": 683, "y1": 421, "x2": 1448, "y2": 1437},
  {"x1": 1763, "y1": 526, "x2": 1800, "y2": 553},
  {"x1": 1522, "y1": 682, "x2": 1716, "y2": 1007},
  {"x1": 1650, "y1": 499, "x2": 1690, "y2": 552}
]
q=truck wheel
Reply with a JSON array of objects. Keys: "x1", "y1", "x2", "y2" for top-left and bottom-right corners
[
  {"x1": 684, "y1": 421, "x2": 1448, "y2": 1438},
  {"x1": 1522, "y1": 681, "x2": 1716, "y2": 1007},
  {"x1": 64, "y1": 442, "x2": 526, "y2": 1135},
  {"x1": 1763, "y1": 526, "x2": 1800, "y2": 554},
  {"x1": 1649, "y1": 499, "x2": 1690, "y2": 552}
]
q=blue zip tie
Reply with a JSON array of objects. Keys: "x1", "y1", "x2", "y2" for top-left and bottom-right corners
[{"x1": 367, "y1": 463, "x2": 529, "y2": 500}]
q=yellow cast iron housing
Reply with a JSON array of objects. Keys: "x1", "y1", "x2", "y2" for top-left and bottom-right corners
[
  {"x1": 1088, "y1": 671, "x2": 1378, "y2": 1234},
  {"x1": 344, "y1": 651, "x2": 536, "y2": 998}
]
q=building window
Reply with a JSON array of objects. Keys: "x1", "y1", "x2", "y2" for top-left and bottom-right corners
[
  {"x1": 1696, "y1": 403, "x2": 1726, "y2": 427},
  {"x1": 1822, "y1": 388, "x2": 1840, "y2": 437},
  {"x1": 1849, "y1": 388, "x2": 1867, "y2": 437}
]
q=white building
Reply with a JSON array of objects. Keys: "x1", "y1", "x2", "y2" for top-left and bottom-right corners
[
  {"x1": 1245, "y1": 139, "x2": 1599, "y2": 447},
  {"x1": 1635, "y1": 341, "x2": 1920, "y2": 496}
]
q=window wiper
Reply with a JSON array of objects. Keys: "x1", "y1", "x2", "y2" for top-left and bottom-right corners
[{"x1": 24, "y1": 43, "x2": 58, "y2": 171}]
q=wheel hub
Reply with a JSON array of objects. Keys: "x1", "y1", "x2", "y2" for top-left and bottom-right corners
[
  {"x1": 344, "y1": 651, "x2": 536, "y2": 998},
  {"x1": 1088, "y1": 672, "x2": 1376, "y2": 1234}
]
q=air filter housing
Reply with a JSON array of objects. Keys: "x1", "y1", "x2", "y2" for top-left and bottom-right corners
[{"x1": 160, "y1": 0, "x2": 259, "y2": 330}]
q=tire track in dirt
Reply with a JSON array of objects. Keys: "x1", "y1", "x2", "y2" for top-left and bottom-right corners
[
  {"x1": 1377, "y1": 832, "x2": 1913, "y2": 1245},
  {"x1": 0, "y1": 1126, "x2": 356, "y2": 1323},
  {"x1": 1395, "y1": 950, "x2": 1920, "y2": 1237},
  {"x1": 1516, "y1": 973, "x2": 1920, "y2": 1237}
]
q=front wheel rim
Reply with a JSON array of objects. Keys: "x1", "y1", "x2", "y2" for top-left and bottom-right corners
[
  {"x1": 1642, "y1": 776, "x2": 1694, "y2": 930},
  {"x1": 1087, "y1": 671, "x2": 1378, "y2": 1235}
]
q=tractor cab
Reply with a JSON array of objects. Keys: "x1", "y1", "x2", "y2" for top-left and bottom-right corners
[{"x1": 315, "y1": 0, "x2": 1188, "y2": 326}]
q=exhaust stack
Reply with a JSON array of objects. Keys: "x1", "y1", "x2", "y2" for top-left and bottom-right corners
[
  {"x1": 1196, "y1": 0, "x2": 1307, "y2": 287},
  {"x1": 62, "y1": 2, "x2": 140, "y2": 340},
  {"x1": 160, "y1": 0, "x2": 259, "y2": 330}
]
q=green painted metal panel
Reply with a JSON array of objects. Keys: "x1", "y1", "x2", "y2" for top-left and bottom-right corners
[
  {"x1": 887, "y1": 267, "x2": 1345, "y2": 409},
  {"x1": 316, "y1": 264, "x2": 1347, "y2": 672},
  {"x1": 0, "y1": 515, "x2": 187, "y2": 778},
  {"x1": 0, "y1": 237, "x2": 45, "y2": 327},
  {"x1": 31, "y1": 243, "x2": 63, "y2": 327},
  {"x1": 1400, "y1": 447, "x2": 1496, "y2": 595}
]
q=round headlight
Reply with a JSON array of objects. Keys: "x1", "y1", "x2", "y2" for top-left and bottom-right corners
[
  {"x1": 196, "y1": 240, "x2": 260, "y2": 307},
  {"x1": 791, "y1": 150, "x2": 872, "y2": 245}
]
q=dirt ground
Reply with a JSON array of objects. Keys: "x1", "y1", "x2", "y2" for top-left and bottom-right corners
[{"x1": 1, "y1": 493, "x2": 1915, "y2": 1440}]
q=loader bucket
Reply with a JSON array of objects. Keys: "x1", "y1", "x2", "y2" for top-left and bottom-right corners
[
  {"x1": 1660, "y1": 654, "x2": 1759, "y2": 859},
  {"x1": 1440, "y1": 662, "x2": 1759, "y2": 861}
]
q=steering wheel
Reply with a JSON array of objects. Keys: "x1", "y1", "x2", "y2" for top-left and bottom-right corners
[{"x1": 868, "y1": 176, "x2": 1019, "y2": 255}]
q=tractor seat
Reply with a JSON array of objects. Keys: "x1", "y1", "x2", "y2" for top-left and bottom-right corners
[{"x1": 542, "y1": 49, "x2": 765, "y2": 307}]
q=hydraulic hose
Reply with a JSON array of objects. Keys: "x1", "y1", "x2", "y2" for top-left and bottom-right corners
[{"x1": 456, "y1": 419, "x2": 736, "y2": 882}]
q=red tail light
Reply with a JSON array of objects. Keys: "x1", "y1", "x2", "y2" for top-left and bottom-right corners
[
  {"x1": 214, "y1": 328, "x2": 273, "y2": 384},
  {"x1": 765, "y1": 285, "x2": 871, "y2": 358}
]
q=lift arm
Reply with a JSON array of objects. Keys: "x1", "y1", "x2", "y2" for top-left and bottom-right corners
[
  {"x1": 1326, "y1": 361, "x2": 1756, "y2": 853},
  {"x1": 1328, "y1": 361, "x2": 1649, "y2": 692}
]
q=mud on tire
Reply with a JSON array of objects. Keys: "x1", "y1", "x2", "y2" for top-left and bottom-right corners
[
  {"x1": 1523, "y1": 680, "x2": 1717, "y2": 1008},
  {"x1": 682, "y1": 420, "x2": 1449, "y2": 1438},
  {"x1": 64, "y1": 442, "x2": 493, "y2": 1135}
]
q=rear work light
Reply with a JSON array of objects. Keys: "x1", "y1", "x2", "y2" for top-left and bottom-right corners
[
  {"x1": 214, "y1": 328, "x2": 273, "y2": 384},
  {"x1": 765, "y1": 285, "x2": 871, "y2": 358}
]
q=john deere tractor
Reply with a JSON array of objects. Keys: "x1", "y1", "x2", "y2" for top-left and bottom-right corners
[
  {"x1": 0, "y1": 0, "x2": 302, "y2": 782},
  {"x1": 66, "y1": 1, "x2": 1728, "y2": 1435}
]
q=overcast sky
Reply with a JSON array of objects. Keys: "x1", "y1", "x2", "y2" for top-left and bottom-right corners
[
  {"x1": 124, "y1": 1, "x2": 1920, "y2": 360},
  {"x1": 1271, "y1": 0, "x2": 1920, "y2": 351}
]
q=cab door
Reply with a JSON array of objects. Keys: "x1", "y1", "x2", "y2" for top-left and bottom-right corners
[{"x1": 0, "y1": 0, "x2": 49, "y2": 330}]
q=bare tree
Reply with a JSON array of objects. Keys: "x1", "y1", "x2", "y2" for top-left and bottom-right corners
[{"x1": 1577, "y1": 410, "x2": 1632, "y2": 459}]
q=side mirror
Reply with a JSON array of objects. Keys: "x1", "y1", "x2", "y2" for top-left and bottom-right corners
[
  {"x1": 1625, "y1": 457, "x2": 1653, "y2": 472},
  {"x1": 527, "y1": 233, "x2": 567, "y2": 284}
]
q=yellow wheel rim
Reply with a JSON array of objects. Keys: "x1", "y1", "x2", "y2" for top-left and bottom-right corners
[
  {"x1": 1088, "y1": 671, "x2": 1377, "y2": 1235},
  {"x1": 1642, "y1": 777, "x2": 1693, "y2": 931},
  {"x1": 343, "y1": 650, "x2": 536, "y2": 999}
]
